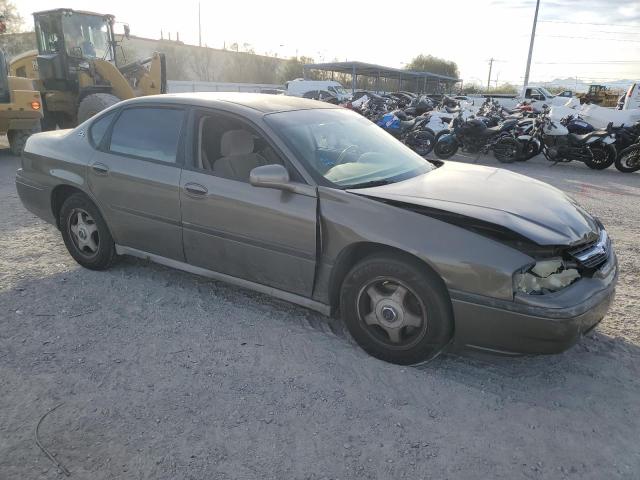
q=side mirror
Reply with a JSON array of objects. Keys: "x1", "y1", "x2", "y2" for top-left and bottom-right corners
[{"x1": 250, "y1": 164, "x2": 292, "y2": 191}]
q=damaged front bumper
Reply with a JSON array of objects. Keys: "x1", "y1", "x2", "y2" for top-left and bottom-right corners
[{"x1": 449, "y1": 249, "x2": 618, "y2": 355}]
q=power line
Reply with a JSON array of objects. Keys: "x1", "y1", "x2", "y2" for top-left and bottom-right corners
[
  {"x1": 539, "y1": 20, "x2": 640, "y2": 28},
  {"x1": 534, "y1": 61, "x2": 640, "y2": 64},
  {"x1": 582, "y1": 30, "x2": 640, "y2": 36},
  {"x1": 540, "y1": 34, "x2": 640, "y2": 43}
]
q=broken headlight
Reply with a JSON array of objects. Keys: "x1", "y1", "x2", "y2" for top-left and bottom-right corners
[{"x1": 514, "y1": 258, "x2": 580, "y2": 295}]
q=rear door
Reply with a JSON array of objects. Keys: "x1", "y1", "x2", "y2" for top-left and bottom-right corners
[
  {"x1": 179, "y1": 108, "x2": 318, "y2": 296},
  {"x1": 87, "y1": 105, "x2": 187, "y2": 261}
]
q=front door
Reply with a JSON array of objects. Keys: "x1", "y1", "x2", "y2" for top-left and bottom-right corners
[
  {"x1": 180, "y1": 110, "x2": 317, "y2": 296},
  {"x1": 87, "y1": 105, "x2": 187, "y2": 261}
]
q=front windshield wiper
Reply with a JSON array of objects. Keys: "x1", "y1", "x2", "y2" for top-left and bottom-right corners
[{"x1": 345, "y1": 179, "x2": 394, "y2": 189}]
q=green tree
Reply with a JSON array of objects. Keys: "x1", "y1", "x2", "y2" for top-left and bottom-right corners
[
  {"x1": 0, "y1": 31, "x2": 36, "y2": 58},
  {"x1": 461, "y1": 83, "x2": 484, "y2": 94},
  {"x1": 278, "y1": 56, "x2": 315, "y2": 83},
  {"x1": 405, "y1": 54, "x2": 459, "y2": 79},
  {"x1": 486, "y1": 83, "x2": 518, "y2": 94}
]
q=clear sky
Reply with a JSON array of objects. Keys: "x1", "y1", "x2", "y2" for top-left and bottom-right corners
[{"x1": 16, "y1": 0, "x2": 640, "y2": 86}]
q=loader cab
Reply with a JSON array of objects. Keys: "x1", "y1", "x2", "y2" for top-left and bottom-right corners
[{"x1": 33, "y1": 9, "x2": 116, "y2": 91}]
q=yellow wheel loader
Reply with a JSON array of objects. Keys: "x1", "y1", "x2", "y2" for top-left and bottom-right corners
[
  {"x1": 9, "y1": 8, "x2": 166, "y2": 130},
  {"x1": 0, "y1": 50, "x2": 43, "y2": 155},
  {"x1": 578, "y1": 85, "x2": 620, "y2": 108}
]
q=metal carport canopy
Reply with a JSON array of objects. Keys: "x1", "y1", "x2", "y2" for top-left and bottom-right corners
[{"x1": 302, "y1": 61, "x2": 461, "y2": 92}]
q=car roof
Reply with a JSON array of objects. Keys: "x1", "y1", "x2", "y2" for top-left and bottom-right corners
[{"x1": 126, "y1": 92, "x2": 338, "y2": 114}]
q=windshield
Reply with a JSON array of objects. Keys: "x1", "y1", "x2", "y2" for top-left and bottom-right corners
[
  {"x1": 539, "y1": 87, "x2": 554, "y2": 98},
  {"x1": 265, "y1": 108, "x2": 435, "y2": 189},
  {"x1": 62, "y1": 13, "x2": 113, "y2": 60},
  {"x1": 331, "y1": 86, "x2": 349, "y2": 95}
]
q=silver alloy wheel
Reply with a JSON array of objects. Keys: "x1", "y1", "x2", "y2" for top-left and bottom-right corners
[
  {"x1": 356, "y1": 277, "x2": 428, "y2": 348},
  {"x1": 68, "y1": 208, "x2": 99, "y2": 257}
]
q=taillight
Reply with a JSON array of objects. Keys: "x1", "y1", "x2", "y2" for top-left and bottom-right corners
[{"x1": 31, "y1": 101, "x2": 41, "y2": 110}]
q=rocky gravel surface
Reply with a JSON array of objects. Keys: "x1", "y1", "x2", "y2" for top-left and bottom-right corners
[{"x1": 1, "y1": 147, "x2": 639, "y2": 479}]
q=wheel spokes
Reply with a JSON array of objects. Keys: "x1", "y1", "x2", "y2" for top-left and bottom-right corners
[
  {"x1": 84, "y1": 221, "x2": 98, "y2": 236},
  {"x1": 70, "y1": 209, "x2": 99, "y2": 255},
  {"x1": 366, "y1": 284, "x2": 385, "y2": 304},
  {"x1": 363, "y1": 311, "x2": 380, "y2": 326},
  {"x1": 84, "y1": 235, "x2": 98, "y2": 253},
  {"x1": 384, "y1": 326, "x2": 402, "y2": 344},
  {"x1": 404, "y1": 311, "x2": 423, "y2": 328},
  {"x1": 75, "y1": 211, "x2": 86, "y2": 229},
  {"x1": 390, "y1": 285, "x2": 408, "y2": 305}
]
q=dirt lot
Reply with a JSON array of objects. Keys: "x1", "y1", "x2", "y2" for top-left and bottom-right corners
[{"x1": 1, "y1": 146, "x2": 639, "y2": 479}]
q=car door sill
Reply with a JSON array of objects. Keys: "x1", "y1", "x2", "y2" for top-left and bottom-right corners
[{"x1": 115, "y1": 245, "x2": 331, "y2": 316}]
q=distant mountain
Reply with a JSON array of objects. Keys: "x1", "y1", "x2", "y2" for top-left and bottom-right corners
[{"x1": 531, "y1": 78, "x2": 635, "y2": 93}]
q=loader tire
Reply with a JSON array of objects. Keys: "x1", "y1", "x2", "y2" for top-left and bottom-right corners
[
  {"x1": 77, "y1": 93, "x2": 120, "y2": 124},
  {"x1": 8, "y1": 122, "x2": 40, "y2": 156}
]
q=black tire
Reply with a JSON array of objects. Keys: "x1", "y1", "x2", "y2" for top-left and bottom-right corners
[
  {"x1": 434, "y1": 129, "x2": 450, "y2": 143},
  {"x1": 408, "y1": 130, "x2": 435, "y2": 156},
  {"x1": 8, "y1": 129, "x2": 30, "y2": 156},
  {"x1": 59, "y1": 193, "x2": 116, "y2": 270},
  {"x1": 493, "y1": 137, "x2": 521, "y2": 163},
  {"x1": 615, "y1": 144, "x2": 640, "y2": 173},
  {"x1": 340, "y1": 253, "x2": 454, "y2": 365},
  {"x1": 433, "y1": 136, "x2": 459, "y2": 159},
  {"x1": 77, "y1": 93, "x2": 120, "y2": 124},
  {"x1": 518, "y1": 139, "x2": 540, "y2": 161},
  {"x1": 584, "y1": 143, "x2": 616, "y2": 170}
]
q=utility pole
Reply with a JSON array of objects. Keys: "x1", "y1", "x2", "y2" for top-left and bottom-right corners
[
  {"x1": 198, "y1": 2, "x2": 202, "y2": 47},
  {"x1": 523, "y1": 0, "x2": 541, "y2": 87},
  {"x1": 487, "y1": 58, "x2": 494, "y2": 90}
]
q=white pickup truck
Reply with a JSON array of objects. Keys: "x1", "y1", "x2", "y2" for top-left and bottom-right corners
[{"x1": 489, "y1": 86, "x2": 577, "y2": 110}]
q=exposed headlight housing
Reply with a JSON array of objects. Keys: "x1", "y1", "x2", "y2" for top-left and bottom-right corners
[{"x1": 514, "y1": 258, "x2": 580, "y2": 295}]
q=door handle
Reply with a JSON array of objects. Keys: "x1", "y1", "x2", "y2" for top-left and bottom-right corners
[
  {"x1": 184, "y1": 182, "x2": 208, "y2": 196},
  {"x1": 91, "y1": 162, "x2": 109, "y2": 175}
]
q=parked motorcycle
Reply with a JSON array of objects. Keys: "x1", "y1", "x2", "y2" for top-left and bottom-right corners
[
  {"x1": 519, "y1": 114, "x2": 616, "y2": 169},
  {"x1": 433, "y1": 112, "x2": 521, "y2": 162},
  {"x1": 377, "y1": 110, "x2": 436, "y2": 156}
]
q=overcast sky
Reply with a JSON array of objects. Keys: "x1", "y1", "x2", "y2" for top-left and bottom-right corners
[{"x1": 16, "y1": 0, "x2": 640, "y2": 86}]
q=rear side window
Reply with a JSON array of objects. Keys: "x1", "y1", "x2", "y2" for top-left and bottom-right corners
[
  {"x1": 89, "y1": 110, "x2": 116, "y2": 147},
  {"x1": 109, "y1": 107, "x2": 185, "y2": 163}
]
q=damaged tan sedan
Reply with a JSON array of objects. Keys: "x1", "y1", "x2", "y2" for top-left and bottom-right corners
[{"x1": 16, "y1": 93, "x2": 617, "y2": 364}]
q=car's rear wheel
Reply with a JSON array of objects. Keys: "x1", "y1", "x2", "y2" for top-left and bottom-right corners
[
  {"x1": 59, "y1": 193, "x2": 116, "y2": 270},
  {"x1": 340, "y1": 254, "x2": 453, "y2": 365}
]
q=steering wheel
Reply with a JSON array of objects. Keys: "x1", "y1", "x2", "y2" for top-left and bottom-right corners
[{"x1": 335, "y1": 145, "x2": 359, "y2": 165}]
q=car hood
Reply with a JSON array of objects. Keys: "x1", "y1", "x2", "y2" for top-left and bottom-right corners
[{"x1": 347, "y1": 162, "x2": 598, "y2": 246}]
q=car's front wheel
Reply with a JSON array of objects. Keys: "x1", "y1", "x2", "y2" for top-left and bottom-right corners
[
  {"x1": 59, "y1": 193, "x2": 116, "y2": 270},
  {"x1": 340, "y1": 254, "x2": 454, "y2": 365}
]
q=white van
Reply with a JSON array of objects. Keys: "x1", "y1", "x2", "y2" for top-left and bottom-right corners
[{"x1": 284, "y1": 79, "x2": 351, "y2": 101}]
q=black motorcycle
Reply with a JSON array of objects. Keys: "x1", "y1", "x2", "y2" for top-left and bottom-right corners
[
  {"x1": 377, "y1": 110, "x2": 436, "y2": 156},
  {"x1": 521, "y1": 115, "x2": 617, "y2": 169},
  {"x1": 433, "y1": 112, "x2": 521, "y2": 162}
]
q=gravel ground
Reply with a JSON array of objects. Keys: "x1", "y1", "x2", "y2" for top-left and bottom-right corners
[{"x1": 1, "y1": 145, "x2": 639, "y2": 479}]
